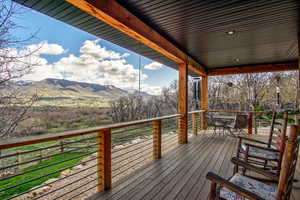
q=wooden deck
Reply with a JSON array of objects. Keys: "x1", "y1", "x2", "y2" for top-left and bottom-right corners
[{"x1": 89, "y1": 134, "x2": 300, "y2": 200}]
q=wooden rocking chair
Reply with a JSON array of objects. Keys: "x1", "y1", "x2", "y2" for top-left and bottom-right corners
[
  {"x1": 206, "y1": 124, "x2": 300, "y2": 200},
  {"x1": 235, "y1": 112, "x2": 288, "y2": 178}
]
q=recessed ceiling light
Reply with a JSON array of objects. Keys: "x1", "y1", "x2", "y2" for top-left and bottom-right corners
[
  {"x1": 235, "y1": 58, "x2": 240, "y2": 62},
  {"x1": 227, "y1": 30, "x2": 235, "y2": 35}
]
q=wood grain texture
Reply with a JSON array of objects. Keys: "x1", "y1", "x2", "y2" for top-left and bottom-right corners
[
  {"x1": 201, "y1": 76, "x2": 208, "y2": 129},
  {"x1": 178, "y1": 63, "x2": 188, "y2": 144},
  {"x1": 98, "y1": 129, "x2": 112, "y2": 191},
  {"x1": 277, "y1": 125, "x2": 298, "y2": 199},
  {"x1": 88, "y1": 134, "x2": 300, "y2": 200},
  {"x1": 207, "y1": 61, "x2": 298, "y2": 76},
  {"x1": 153, "y1": 120, "x2": 162, "y2": 159},
  {"x1": 0, "y1": 114, "x2": 180, "y2": 150}
]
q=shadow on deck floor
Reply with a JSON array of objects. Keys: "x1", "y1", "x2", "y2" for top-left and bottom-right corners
[{"x1": 88, "y1": 134, "x2": 300, "y2": 200}]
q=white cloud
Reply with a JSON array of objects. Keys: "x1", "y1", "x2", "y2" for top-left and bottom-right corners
[
  {"x1": 26, "y1": 41, "x2": 65, "y2": 55},
  {"x1": 79, "y1": 39, "x2": 129, "y2": 60},
  {"x1": 141, "y1": 84, "x2": 162, "y2": 95},
  {"x1": 10, "y1": 39, "x2": 163, "y2": 95},
  {"x1": 144, "y1": 62, "x2": 163, "y2": 70}
]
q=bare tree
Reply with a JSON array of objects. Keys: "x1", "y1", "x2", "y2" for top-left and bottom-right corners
[
  {"x1": 0, "y1": 0, "x2": 38, "y2": 138},
  {"x1": 110, "y1": 79, "x2": 197, "y2": 123}
]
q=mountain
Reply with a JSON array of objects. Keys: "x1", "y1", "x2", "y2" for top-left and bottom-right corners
[
  {"x1": 125, "y1": 88, "x2": 152, "y2": 98},
  {"x1": 17, "y1": 78, "x2": 151, "y2": 107}
]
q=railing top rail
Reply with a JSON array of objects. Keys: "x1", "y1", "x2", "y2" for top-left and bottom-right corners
[
  {"x1": 188, "y1": 110, "x2": 206, "y2": 114},
  {"x1": 0, "y1": 114, "x2": 181, "y2": 150},
  {"x1": 207, "y1": 110, "x2": 268, "y2": 114}
]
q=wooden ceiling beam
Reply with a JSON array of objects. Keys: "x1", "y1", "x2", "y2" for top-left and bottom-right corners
[
  {"x1": 65, "y1": 0, "x2": 206, "y2": 76},
  {"x1": 207, "y1": 61, "x2": 298, "y2": 76}
]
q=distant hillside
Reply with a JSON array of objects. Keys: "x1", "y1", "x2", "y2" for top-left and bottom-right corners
[{"x1": 16, "y1": 78, "x2": 151, "y2": 107}]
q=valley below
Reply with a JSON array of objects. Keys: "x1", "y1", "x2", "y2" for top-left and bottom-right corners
[{"x1": 2, "y1": 78, "x2": 151, "y2": 138}]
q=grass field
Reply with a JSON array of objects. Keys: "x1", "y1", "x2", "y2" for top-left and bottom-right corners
[{"x1": 0, "y1": 152, "x2": 84, "y2": 199}]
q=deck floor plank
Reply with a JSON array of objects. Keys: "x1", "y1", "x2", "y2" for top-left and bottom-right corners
[
  {"x1": 156, "y1": 136, "x2": 230, "y2": 200},
  {"x1": 168, "y1": 137, "x2": 232, "y2": 200},
  {"x1": 124, "y1": 136, "x2": 217, "y2": 200},
  {"x1": 91, "y1": 136, "x2": 212, "y2": 200},
  {"x1": 89, "y1": 134, "x2": 300, "y2": 200},
  {"x1": 185, "y1": 137, "x2": 234, "y2": 200},
  {"x1": 197, "y1": 137, "x2": 238, "y2": 199}
]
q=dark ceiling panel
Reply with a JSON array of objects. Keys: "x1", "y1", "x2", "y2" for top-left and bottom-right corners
[
  {"x1": 13, "y1": 0, "x2": 299, "y2": 74},
  {"x1": 117, "y1": 0, "x2": 299, "y2": 68}
]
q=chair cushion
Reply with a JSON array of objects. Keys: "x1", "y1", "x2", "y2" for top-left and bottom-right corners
[
  {"x1": 219, "y1": 173, "x2": 277, "y2": 200},
  {"x1": 241, "y1": 144, "x2": 279, "y2": 160}
]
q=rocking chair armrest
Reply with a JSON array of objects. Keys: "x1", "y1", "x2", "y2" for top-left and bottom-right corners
[
  {"x1": 206, "y1": 172, "x2": 265, "y2": 200},
  {"x1": 237, "y1": 136, "x2": 268, "y2": 145},
  {"x1": 244, "y1": 143, "x2": 280, "y2": 153},
  {"x1": 231, "y1": 157, "x2": 278, "y2": 180}
]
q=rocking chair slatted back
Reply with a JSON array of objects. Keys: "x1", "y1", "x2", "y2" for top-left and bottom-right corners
[
  {"x1": 277, "y1": 124, "x2": 300, "y2": 200},
  {"x1": 235, "y1": 112, "x2": 289, "y2": 177},
  {"x1": 267, "y1": 112, "x2": 277, "y2": 148},
  {"x1": 269, "y1": 112, "x2": 288, "y2": 154},
  {"x1": 206, "y1": 124, "x2": 300, "y2": 200}
]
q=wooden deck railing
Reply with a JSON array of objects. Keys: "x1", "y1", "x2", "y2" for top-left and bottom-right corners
[
  {"x1": 0, "y1": 114, "x2": 186, "y2": 200},
  {"x1": 0, "y1": 110, "x2": 298, "y2": 199}
]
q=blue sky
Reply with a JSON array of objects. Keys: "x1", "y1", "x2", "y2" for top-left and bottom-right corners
[{"x1": 11, "y1": 4, "x2": 178, "y2": 94}]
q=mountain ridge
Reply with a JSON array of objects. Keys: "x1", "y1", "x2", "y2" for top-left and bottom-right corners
[{"x1": 17, "y1": 78, "x2": 151, "y2": 107}]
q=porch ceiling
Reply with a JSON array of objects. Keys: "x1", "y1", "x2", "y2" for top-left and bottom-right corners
[{"x1": 14, "y1": 0, "x2": 299, "y2": 76}]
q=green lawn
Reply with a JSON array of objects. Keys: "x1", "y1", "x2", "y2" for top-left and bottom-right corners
[
  {"x1": 0, "y1": 120, "x2": 178, "y2": 199},
  {"x1": 0, "y1": 152, "x2": 84, "y2": 199}
]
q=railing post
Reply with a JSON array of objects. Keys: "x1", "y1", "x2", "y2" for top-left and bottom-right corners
[
  {"x1": 192, "y1": 113, "x2": 197, "y2": 136},
  {"x1": 178, "y1": 63, "x2": 188, "y2": 144},
  {"x1": 97, "y1": 129, "x2": 112, "y2": 191},
  {"x1": 248, "y1": 112, "x2": 253, "y2": 135},
  {"x1": 198, "y1": 112, "x2": 202, "y2": 133},
  {"x1": 201, "y1": 76, "x2": 208, "y2": 130},
  {"x1": 277, "y1": 125, "x2": 298, "y2": 198},
  {"x1": 60, "y1": 140, "x2": 64, "y2": 152},
  {"x1": 153, "y1": 120, "x2": 162, "y2": 159}
]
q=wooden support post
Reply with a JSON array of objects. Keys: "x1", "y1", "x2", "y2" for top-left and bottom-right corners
[
  {"x1": 201, "y1": 76, "x2": 208, "y2": 129},
  {"x1": 248, "y1": 112, "x2": 253, "y2": 135},
  {"x1": 297, "y1": 39, "x2": 300, "y2": 110},
  {"x1": 97, "y1": 129, "x2": 112, "y2": 191},
  {"x1": 277, "y1": 125, "x2": 298, "y2": 198},
  {"x1": 153, "y1": 120, "x2": 162, "y2": 159},
  {"x1": 192, "y1": 113, "x2": 197, "y2": 136},
  {"x1": 178, "y1": 63, "x2": 188, "y2": 144}
]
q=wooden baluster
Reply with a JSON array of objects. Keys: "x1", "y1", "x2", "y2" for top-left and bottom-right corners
[
  {"x1": 247, "y1": 112, "x2": 253, "y2": 135},
  {"x1": 192, "y1": 113, "x2": 197, "y2": 136},
  {"x1": 153, "y1": 120, "x2": 162, "y2": 159},
  {"x1": 97, "y1": 129, "x2": 112, "y2": 191}
]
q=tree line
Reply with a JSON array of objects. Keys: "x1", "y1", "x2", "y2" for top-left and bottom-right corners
[{"x1": 111, "y1": 72, "x2": 300, "y2": 123}]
